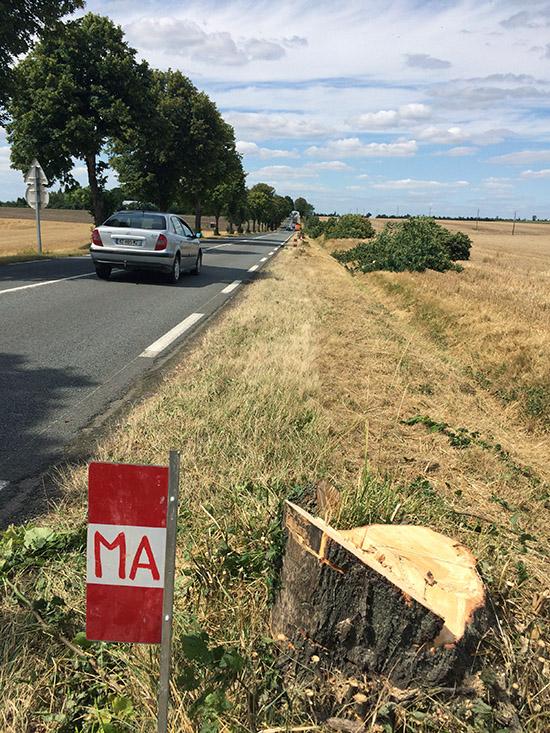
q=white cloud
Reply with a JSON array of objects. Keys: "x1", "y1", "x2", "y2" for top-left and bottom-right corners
[
  {"x1": 490, "y1": 149, "x2": 550, "y2": 164},
  {"x1": 0, "y1": 146, "x2": 11, "y2": 173},
  {"x1": 248, "y1": 165, "x2": 317, "y2": 180},
  {"x1": 354, "y1": 110, "x2": 399, "y2": 128},
  {"x1": 306, "y1": 138, "x2": 417, "y2": 158},
  {"x1": 520, "y1": 168, "x2": 550, "y2": 179},
  {"x1": 226, "y1": 111, "x2": 331, "y2": 140},
  {"x1": 244, "y1": 39, "x2": 285, "y2": 61},
  {"x1": 308, "y1": 160, "x2": 350, "y2": 170},
  {"x1": 282, "y1": 36, "x2": 308, "y2": 48},
  {"x1": 405, "y1": 53, "x2": 451, "y2": 69},
  {"x1": 418, "y1": 126, "x2": 466, "y2": 144},
  {"x1": 236, "y1": 141, "x2": 298, "y2": 158},
  {"x1": 399, "y1": 103, "x2": 431, "y2": 119},
  {"x1": 248, "y1": 161, "x2": 349, "y2": 180},
  {"x1": 437, "y1": 146, "x2": 478, "y2": 156},
  {"x1": 352, "y1": 103, "x2": 430, "y2": 131},
  {"x1": 371, "y1": 178, "x2": 469, "y2": 190},
  {"x1": 482, "y1": 177, "x2": 513, "y2": 190},
  {"x1": 125, "y1": 17, "x2": 287, "y2": 66}
]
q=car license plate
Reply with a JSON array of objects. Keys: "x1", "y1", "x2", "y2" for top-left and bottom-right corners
[{"x1": 116, "y1": 238, "x2": 141, "y2": 247}]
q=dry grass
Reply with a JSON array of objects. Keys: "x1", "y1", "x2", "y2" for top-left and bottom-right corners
[
  {"x1": 330, "y1": 219, "x2": 550, "y2": 431},
  {"x1": 0, "y1": 233, "x2": 548, "y2": 731}
]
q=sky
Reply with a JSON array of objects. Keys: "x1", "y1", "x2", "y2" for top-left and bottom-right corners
[{"x1": 2, "y1": 0, "x2": 550, "y2": 217}]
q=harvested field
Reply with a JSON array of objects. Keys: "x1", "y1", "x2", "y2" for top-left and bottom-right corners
[
  {"x1": 0, "y1": 217, "x2": 92, "y2": 257},
  {"x1": 0, "y1": 231, "x2": 548, "y2": 731},
  {"x1": 329, "y1": 218, "x2": 550, "y2": 432}
]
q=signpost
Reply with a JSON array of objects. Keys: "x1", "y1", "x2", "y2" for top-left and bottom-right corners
[
  {"x1": 24, "y1": 159, "x2": 49, "y2": 255},
  {"x1": 86, "y1": 453, "x2": 180, "y2": 731}
]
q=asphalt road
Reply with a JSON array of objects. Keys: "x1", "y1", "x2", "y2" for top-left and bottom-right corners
[{"x1": 0, "y1": 230, "x2": 290, "y2": 509}]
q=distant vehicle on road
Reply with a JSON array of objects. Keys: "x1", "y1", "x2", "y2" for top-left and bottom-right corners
[{"x1": 90, "y1": 211, "x2": 202, "y2": 283}]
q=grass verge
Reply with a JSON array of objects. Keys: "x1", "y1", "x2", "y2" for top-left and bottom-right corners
[{"x1": 0, "y1": 237, "x2": 548, "y2": 731}]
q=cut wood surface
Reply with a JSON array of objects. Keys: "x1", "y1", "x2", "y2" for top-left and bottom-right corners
[{"x1": 272, "y1": 502, "x2": 487, "y2": 687}]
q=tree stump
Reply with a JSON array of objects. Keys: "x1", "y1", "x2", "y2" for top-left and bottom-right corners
[{"x1": 271, "y1": 502, "x2": 487, "y2": 688}]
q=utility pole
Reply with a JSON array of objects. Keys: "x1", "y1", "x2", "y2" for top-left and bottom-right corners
[
  {"x1": 512, "y1": 210, "x2": 517, "y2": 236},
  {"x1": 475, "y1": 207, "x2": 480, "y2": 231}
]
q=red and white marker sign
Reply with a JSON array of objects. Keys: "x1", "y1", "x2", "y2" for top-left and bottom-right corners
[{"x1": 86, "y1": 462, "x2": 169, "y2": 644}]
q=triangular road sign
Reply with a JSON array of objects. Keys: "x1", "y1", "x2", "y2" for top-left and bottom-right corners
[{"x1": 24, "y1": 159, "x2": 48, "y2": 186}]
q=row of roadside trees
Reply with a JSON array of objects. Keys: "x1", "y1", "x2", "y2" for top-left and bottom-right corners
[{"x1": 2, "y1": 9, "x2": 313, "y2": 230}]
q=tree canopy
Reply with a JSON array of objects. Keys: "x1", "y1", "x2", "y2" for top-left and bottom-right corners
[
  {"x1": 294, "y1": 196, "x2": 315, "y2": 218},
  {"x1": 0, "y1": 0, "x2": 83, "y2": 114},
  {"x1": 111, "y1": 69, "x2": 197, "y2": 212},
  {"x1": 7, "y1": 12, "x2": 149, "y2": 223}
]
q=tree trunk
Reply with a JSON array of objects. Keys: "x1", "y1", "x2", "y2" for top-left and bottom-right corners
[
  {"x1": 194, "y1": 198, "x2": 202, "y2": 232},
  {"x1": 214, "y1": 213, "x2": 220, "y2": 236},
  {"x1": 246, "y1": 220, "x2": 251, "y2": 233},
  {"x1": 252, "y1": 220, "x2": 256, "y2": 233},
  {"x1": 85, "y1": 154, "x2": 104, "y2": 226},
  {"x1": 272, "y1": 502, "x2": 487, "y2": 689},
  {"x1": 228, "y1": 219, "x2": 234, "y2": 234}
]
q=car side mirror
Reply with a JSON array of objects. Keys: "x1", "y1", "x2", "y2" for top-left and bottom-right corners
[{"x1": 195, "y1": 232, "x2": 202, "y2": 239}]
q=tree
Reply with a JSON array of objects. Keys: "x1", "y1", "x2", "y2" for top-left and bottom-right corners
[
  {"x1": 272, "y1": 194, "x2": 293, "y2": 229},
  {"x1": 284, "y1": 195, "x2": 294, "y2": 213},
  {"x1": 248, "y1": 182, "x2": 275, "y2": 232},
  {"x1": 180, "y1": 94, "x2": 237, "y2": 232},
  {"x1": 0, "y1": 0, "x2": 83, "y2": 115},
  {"x1": 207, "y1": 153, "x2": 246, "y2": 235},
  {"x1": 7, "y1": 13, "x2": 150, "y2": 224},
  {"x1": 111, "y1": 69, "x2": 197, "y2": 211},
  {"x1": 294, "y1": 196, "x2": 315, "y2": 219}
]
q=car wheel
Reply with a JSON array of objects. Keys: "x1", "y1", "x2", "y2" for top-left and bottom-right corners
[
  {"x1": 191, "y1": 250, "x2": 202, "y2": 275},
  {"x1": 168, "y1": 253, "x2": 181, "y2": 283},
  {"x1": 95, "y1": 264, "x2": 111, "y2": 280}
]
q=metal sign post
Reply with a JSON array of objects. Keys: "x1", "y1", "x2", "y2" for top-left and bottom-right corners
[
  {"x1": 35, "y1": 166, "x2": 42, "y2": 255},
  {"x1": 157, "y1": 451, "x2": 180, "y2": 733},
  {"x1": 24, "y1": 160, "x2": 49, "y2": 255}
]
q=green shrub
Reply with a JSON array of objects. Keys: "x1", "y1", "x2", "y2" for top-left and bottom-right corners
[
  {"x1": 324, "y1": 213, "x2": 375, "y2": 239},
  {"x1": 442, "y1": 230, "x2": 472, "y2": 260},
  {"x1": 332, "y1": 217, "x2": 471, "y2": 274},
  {"x1": 305, "y1": 213, "x2": 375, "y2": 239},
  {"x1": 304, "y1": 215, "x2": 326, "y2": 238}
]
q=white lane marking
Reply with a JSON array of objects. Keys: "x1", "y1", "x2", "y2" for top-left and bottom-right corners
[
  {"x1": 268, "y1": 251, "x2": 275, "y2": 255},
  {"x1": 248, "y1": 264, "x2": 259, "y2": 272},
  {"x1": 139, "y1": 312, "x2": 204, "y2": 358},
  {"x1": 0, "y1": 480, "x2": 8, "y2": 492},
  {"x1": 0, "y1": 272, "x2": 94, "y2": 295},
  {"x1": 260, "y1": 257, "x2": 268, "y2": 262},
  {"x1": 204, "y1": 242, "x2": 234, "y2": 251},
  {"x1": 221, "y1": 280, "x2": 241, "y2": 294}
]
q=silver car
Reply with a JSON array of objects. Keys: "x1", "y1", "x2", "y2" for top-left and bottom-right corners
[{"x1": 90, "y1": 210, "x2": 203, "y2": 283}]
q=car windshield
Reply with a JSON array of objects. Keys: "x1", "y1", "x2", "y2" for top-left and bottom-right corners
[{"x1": 103, "y1": 213, "x2": 166, "y2": 230}]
